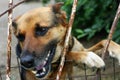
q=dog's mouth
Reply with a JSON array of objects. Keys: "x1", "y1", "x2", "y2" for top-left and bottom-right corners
[{"x1": 34, "y1": 47, "x2": 56, "y2": 78}]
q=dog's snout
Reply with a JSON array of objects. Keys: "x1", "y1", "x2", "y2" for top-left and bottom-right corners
[{"x1": 21, "y1": 54, "x2": 34, "y2": 68}]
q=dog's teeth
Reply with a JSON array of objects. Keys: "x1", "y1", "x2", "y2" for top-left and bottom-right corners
[
  {"x1": 32, "y1": 71, "x2": 37, "y2": 74},
  {"x1": 41, "y1": 72, "x2": 45, "y2": 75},
  {"x1": 45, "y1": 57, "x2": 48, "y2": 61},
  {"x1": 43, "y1": 67, "x2": 46, "y2": 72},
  {"x1": 43, "y1": 61, "x2": 46, "y2": 65},
  {"x1": 47, "y1": 52, "x2": 50, "y2": 57},
  {"x1": 36, "y1": 72, "x2": 45, "y2": 78},
  {"x1": 45, "y1": 50, "x2": 51, "y2": 61},
  {"x1": 36, "y1": 73, "x2": 40, "y2": 77}
]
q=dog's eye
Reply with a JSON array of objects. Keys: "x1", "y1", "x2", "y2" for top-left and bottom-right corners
[
  {"x1": 35, "y1": 25, "x2": 49, "y2": 36},
  {"x1": 16, "y1": 34, "x2": 25, "y2": 42}
]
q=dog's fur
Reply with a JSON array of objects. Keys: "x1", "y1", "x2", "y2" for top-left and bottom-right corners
[{"x1": 12, "y1": 2, "x2": 120, "y2": 80}]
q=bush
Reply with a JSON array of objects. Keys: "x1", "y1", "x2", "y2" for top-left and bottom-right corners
[
  {"x1": 41, "y1": 0, "x2": 120, "y2": 43},
  {"x1": 62, "y1": 0, "x2": 120, "y2": 42}
]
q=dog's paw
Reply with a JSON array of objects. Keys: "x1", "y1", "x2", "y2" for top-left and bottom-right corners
[
  {"x1": 104, "y1": 40, "x2": 120, "y2": 65},
  {"x1": 82, "y1": 52, "x2": 105, "y2": 68},
  {"x1": 109, "y1": 51, "x2": 120, "y2": 65}
]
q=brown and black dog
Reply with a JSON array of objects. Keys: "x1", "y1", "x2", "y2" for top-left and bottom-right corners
[{"x1": 12, "y1": 2, "x2": 120, "y2": 80}]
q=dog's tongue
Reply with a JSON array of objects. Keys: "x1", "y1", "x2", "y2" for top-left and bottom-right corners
[
  {"x1": 35, "y1": 65, "x2": 50, "y2": 78},
  {"x1": 36, "y1": 62, "x2": 46, "y2": 70},
  {"x1": 35, "y1": 47, "x2": 56, "y2": 78}
]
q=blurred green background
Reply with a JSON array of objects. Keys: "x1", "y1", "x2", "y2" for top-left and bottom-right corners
[{"x1": 27, "y1": 0, "x2": 120, "y2": 43}]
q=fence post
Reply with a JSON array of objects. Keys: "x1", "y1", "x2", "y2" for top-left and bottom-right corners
[
  {"x1": 6, "y1": 0, "x2": 13, "y2": 80},
  {"x1": 56, "y1": 0, "x2": 78, "y2": 80}
]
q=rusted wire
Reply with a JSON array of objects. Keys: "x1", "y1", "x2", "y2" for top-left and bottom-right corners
[
  {"x1": 0, "y1": 0, "x2": 119, "y2": 80},
  {"x1": 0, "y1": 59, "x2": 119, "y2": 80},
  {"x1": 6, "y1": 0, "x2": 13, "y2": 80},
  {"x1": 95, "y1": 68, "x2": 102, "y2": 80},
  {"x1": 0, "y1": 0, "x2": 25, "y2": 18},
  {"x1": 0, "y1": 71, "x2": 2, "y2": 80},
  {"x1": 17, "y1": 57, "x2": 21, "y2": 80},
  {"x1": 84, "y1": 64, "x2": 87, "y2": 80},
  {"x1": 55, "y1": 0, "x2": 78, "y2": 80},
  {"x1": 113, "y1": 58, "x2": 116, "y2": 80}
]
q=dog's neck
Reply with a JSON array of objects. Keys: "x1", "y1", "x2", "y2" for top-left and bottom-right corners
[
  {"x1": 50, "y1": 36, "x2": 74, "y2": 72},
  {"x1": 51, "y1": 36, "x2": 74, "y2": 63}
]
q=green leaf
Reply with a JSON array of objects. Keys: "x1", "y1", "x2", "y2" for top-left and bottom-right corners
[
  {"x1": 75, "y1": 29, "x2": 84, "y2": 34},
  {"x1": 84, "y1": 28, "x2": 92, "y2": 33},
  {"x1": 77, "y1": 33, "x2": 87, "y2": 39}
]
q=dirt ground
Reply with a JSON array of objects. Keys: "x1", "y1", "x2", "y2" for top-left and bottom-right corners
[{"x1": 0, "y1": 0, "x2": 120, "y2": 80}]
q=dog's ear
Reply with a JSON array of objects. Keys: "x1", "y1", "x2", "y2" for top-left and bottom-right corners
[
  {"x1": 12, "y1": 21, "x2": 17, "y2": 30},
  {"x1": 12, "y1": 21, "x2": 17, "y2": 35},
  {"x1": 12, "y1": 15, "x2": 21, "y2": 35},
  {"x1": 52, "y1": 2, "x2": 68, "y2": 26},
  {"x1": 52, "y1": 2, "x2": 64, "y2": 13}
]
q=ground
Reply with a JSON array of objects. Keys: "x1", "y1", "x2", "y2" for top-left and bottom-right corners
[{"x1": 0, "y1": 0, "x2": 120, "y2": 80}]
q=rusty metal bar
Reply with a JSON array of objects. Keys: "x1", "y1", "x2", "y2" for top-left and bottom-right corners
[
  {"x1": 96, "y1": 69, "x2": 101, "y2": 80},
  {"x1": 6, "y1": 0, "x2": 13, "y2": 80},
  {"x1": 55, "y1": 0, "x2": 78, "y2": 80},
  {"x1": 84, "y1": 64, "x2": 87, "y2": 80},
  {"x1": 0, "y1": 71, "x2": 2, "y2": 80},
  {"x1": 17, "y1": 57, "x2": 21, "y2": 80},
  {"x1": 0, "y1": 64, "x2": 120, "y2": 80},
  {"x1": 113, "y1": 58, "x2": 116, "y2": 80},
  {"x1": 40, "y1": 70, "x2": 120, "y2": 80},
  {"x1": 0, "y1": 0, "x2": 25, "y2": 18}
]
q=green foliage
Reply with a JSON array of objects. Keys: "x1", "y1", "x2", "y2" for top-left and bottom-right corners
[
  {"x1": 41, "y1": 0, "x2": 50, "y2": 4},
  {"x1": 113, "y1": 21, "x2": 120, "y2": 43},
  {"x1": 61, "y1": 0, "x2": 120, "y2": 43},
  {"x1": 31, "y1": 0, "x2": 120, "y2": 43}
]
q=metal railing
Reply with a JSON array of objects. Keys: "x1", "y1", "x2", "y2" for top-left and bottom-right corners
[{"x1": 0, "y1": 0, "x2": 120, "y2": 80}]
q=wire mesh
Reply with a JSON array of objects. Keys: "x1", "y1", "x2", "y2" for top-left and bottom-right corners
[
  {"x1": 0, "y1": 0, "x2": 120, "y2": 80},
  {"x1": 0, "y1": 57, "x2": 120, "y2": 80}
]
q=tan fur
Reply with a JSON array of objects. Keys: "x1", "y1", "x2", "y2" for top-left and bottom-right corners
[{"x1": 12, "y1": 3, "x2": 120, "y2": 80}]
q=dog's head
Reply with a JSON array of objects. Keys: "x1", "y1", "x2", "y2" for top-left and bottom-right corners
[{"x1": 12, "y1": 2, "x2": 67, "y2": 78}]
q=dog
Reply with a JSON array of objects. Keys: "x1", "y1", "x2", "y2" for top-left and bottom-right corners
[{"x1": 12, "y1": 2, "x2": 120, "y2": 80}]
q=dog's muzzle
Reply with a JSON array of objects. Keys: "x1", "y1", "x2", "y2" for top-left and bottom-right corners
[
  {"x1": 20, "y1": 46, "x2": 56, "y2": 78},
  {"x1": 35, "y1": 47, "x2": 56, "y2": 78}
]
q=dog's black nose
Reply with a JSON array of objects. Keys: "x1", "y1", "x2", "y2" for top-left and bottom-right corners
[{"x1": 21, "y1": 55, "x2": 34, "y2": 68}]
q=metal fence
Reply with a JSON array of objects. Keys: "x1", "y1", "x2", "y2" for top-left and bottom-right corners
[
  {"x1": 0, "y1": 56, "x2": 120, "y2": 80},
  {"x1": 0, "y1": 0, "x2": 120, "y2": 80}
]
